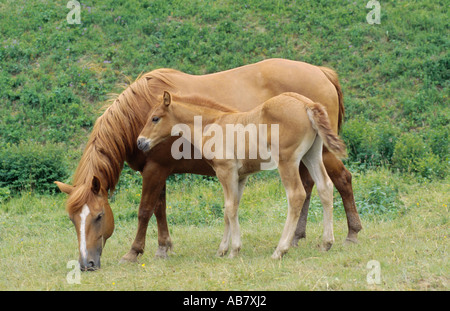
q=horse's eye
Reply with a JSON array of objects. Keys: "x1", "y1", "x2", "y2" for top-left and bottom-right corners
[
  {"x1": 152, "y1": 116, "x2": 160, "y2": 123},
  {"x1": 95, "y1": 213, "x2": 104, "y2": 222}
]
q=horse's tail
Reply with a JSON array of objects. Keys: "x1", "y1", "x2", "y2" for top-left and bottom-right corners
[
  {"x1": 305, "y1": 102, "x2": 347, "y2": 159},
  {"x1": 318, "y1": 66, "x2": 344, "y2": 133}
]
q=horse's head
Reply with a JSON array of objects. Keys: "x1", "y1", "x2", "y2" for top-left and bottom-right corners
[
  {"x1": 137, "y1": 91, "x2": 174, "y2": 152},
  {"x1": 55, "y1": 176, "x2": 114, "y2": 271}
]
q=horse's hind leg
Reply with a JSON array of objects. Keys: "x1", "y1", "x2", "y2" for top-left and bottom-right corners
[
  {"x1": 322, "y1": 150, "x2": 362, "y2": 243},
  {"x1": 302, "y1": 138, "x2": 335, "y2": 251},
  {"x1": 272, "y1": 160, "x2": 306, "y2": 259}
]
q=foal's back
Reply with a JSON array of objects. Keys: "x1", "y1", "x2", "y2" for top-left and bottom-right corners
[{"x1": 259, "y1": 93, "x2": 318, "y2": 150}]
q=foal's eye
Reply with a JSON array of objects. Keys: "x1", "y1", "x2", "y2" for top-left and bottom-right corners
[{"x1": 152, "y1": 116, "x2": 160, "y2": 123}]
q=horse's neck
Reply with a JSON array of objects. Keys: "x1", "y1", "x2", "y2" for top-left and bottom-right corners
[
  {"x1": 73, "y1": 141, "x2": 124, "y2": 194},
  {"x1": 74, "y1": 102, "x2": 149, "y2": 193}
]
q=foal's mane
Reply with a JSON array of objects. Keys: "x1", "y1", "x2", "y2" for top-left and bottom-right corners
[{"x1": 67, "y1": 69, "x2": 176, "y2": 213}]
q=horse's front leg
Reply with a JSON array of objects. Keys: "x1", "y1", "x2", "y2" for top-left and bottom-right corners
[
  {"x1": 154, "y1": 184, "x2": 173, "y2": 259},
  {"x1": 120, "y1": 162, "x2": 171, "y2": 263}
]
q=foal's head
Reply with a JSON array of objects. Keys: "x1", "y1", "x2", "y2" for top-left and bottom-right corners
[
  {"x1": 137, "y1": 91, "x2": 175, "y2": 152},
  {"x1": 55, "y1": 176, "x2": 114, "y2": 271}
]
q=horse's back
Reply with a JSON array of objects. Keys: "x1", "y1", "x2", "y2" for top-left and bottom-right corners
[{"x1": 148, "y1": 58, "x2": 340, "y2": 132}]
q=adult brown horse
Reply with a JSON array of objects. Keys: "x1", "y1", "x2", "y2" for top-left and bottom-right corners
[{"x1": 55, "y1": 58, "x2": 361, "y2": 270}]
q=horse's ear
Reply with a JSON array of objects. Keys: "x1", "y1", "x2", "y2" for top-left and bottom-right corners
[
  {"x1": 91, "y1": 176, "x2": 102, "y2": 195},
  {"x1": 54, "y1": 181, "x2": 74, "y2": 195},
  {"x1": 163, "y1": 91, "x2": 171, "y2": 107}
]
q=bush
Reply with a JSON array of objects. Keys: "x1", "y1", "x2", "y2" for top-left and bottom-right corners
[
  {"x1": 392, "y1": 133, "x2": 446, "y2": 179},
  {"x1": 423, "y1": 125, "x2": 449, "y2": 160},
  {"x1": 0, "y1": 186, "x2": 11, "y2": 204},
  {"x1": 354, "y1": 169, "x2": 404, "y2": 219},
  {"x1": 0, "y1": 142, "x2": 69, "y2": 194},
  {"x1": 342, "y1": 117, "x2": 399, "y2": 168}
]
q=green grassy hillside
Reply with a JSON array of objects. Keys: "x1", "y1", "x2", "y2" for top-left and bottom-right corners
[{"x1": 1, "y1": 1, "x2": 448, "y2": 186}]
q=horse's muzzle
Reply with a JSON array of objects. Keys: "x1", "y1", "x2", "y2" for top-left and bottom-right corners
[{"x1": 80, "y1": 259, "x2": 100, "y2": 271}]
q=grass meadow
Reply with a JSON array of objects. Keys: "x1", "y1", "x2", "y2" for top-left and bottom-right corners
[{"x1": 0, "y1": 169, "x2": 448, "y2": 290}]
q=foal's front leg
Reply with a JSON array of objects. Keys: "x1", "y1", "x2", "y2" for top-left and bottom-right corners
[
  {"x1": 216, "y1": 167, "x2": 246, "y2": 258},
  {"x1": 216, "y1": 211, "x2": 231, "y2": 257}
]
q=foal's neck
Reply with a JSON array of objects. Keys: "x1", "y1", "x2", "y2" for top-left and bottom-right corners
[{"x1": 173, "y1": 103, "x2": 227, "y2": 126}]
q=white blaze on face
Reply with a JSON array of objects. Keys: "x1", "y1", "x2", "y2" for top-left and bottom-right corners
[{"x1": 79, "y1": 204, "x2": 90, "y2": 263}]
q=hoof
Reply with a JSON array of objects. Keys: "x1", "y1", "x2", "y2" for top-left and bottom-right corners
[
  {"x1": 216, "y1": 243, "x2": 229, "y2": 257},
  {"x1": 271, "y1": 249, "x2": 285, "y2": 260},
  {"x1": 228, "y1": 248, "x2": 240, "y2": 259},
  {"x1": 216, "y1": 249, "x2": 228, "y2": 257},
  {"x1": 155, "y1": 243, "x2": 172, "y2": 259},
  {"x1": 155, "y1": 248, "x2": 168, "y2": 259},
  {"x1": 345, "y1": 236, "x2": 359, "y2": 244},
  {"x1": 345, "y1": 228, "x2": 361, "y2": 244},
  {"x1": 120, "y1": 251, "x2": 140, "y2": 264},
  {"x1": 291, "y1": 238, "x2": 301, "y2": 247},
  {"x1": 319, "y1": 241, "x2": 333, "y2": 252},
  {"x1": 291, "y1": 232, "x2": 306, "y2": 247}
]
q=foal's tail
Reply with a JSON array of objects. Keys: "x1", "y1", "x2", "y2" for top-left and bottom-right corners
[{"x1": 305, "y1": 102, "x2": 347, "y2": 159}]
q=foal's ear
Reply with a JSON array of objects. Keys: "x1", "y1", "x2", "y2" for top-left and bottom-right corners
[
  {"x1": 91, "y1": 176, "x2": 102, "y2": 195},
  {"x1": 54, "y1": 181, "x2": 74, "y2": 195},
  {"x1": 163, "y1": 91, "x2": 171, "y2": 107}
]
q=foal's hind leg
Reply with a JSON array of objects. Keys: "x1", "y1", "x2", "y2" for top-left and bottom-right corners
[
  {"x1": 302, "y1": 139, "x2": 335, "y2": 251},
  {"x1": 291, "y1": 163, "x2": 315, "y2": 246},
  {"x1": 272, "y1": 160, "x2": 306, "y2": 259}
]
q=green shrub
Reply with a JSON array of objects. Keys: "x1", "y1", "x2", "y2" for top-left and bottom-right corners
[
  {"x1": 0, "y1": 186, "x2": 11, "y2": 204},
  {"x1": 0, "y1": 142, "x2": 68, "y2": 194},
  {"x1": 423, "y1": 125, "x2": 449, "y2": 160},
  {"x1": 392, "y1": 133, "x2": 446, "y2": 179},
  {"x1": 354, "y1": 170, "x2": 404, "y2": 219},
  {"x1": 342, "y1": 117, "x2": 399, "y2": 168},
  {"x1": 413, "y1": 152, "x2": 446, "y2": 180},
  {"x1": 342, "y1": 117, "x2": 375, "y2": 166}
]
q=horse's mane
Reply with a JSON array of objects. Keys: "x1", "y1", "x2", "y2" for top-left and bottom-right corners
[
  {"x1": 171, "y1": 93, "x2": 237, "y2": 113},
  {"x1": 67, "y1": 69, "x2": 176, "y2": 213}
]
